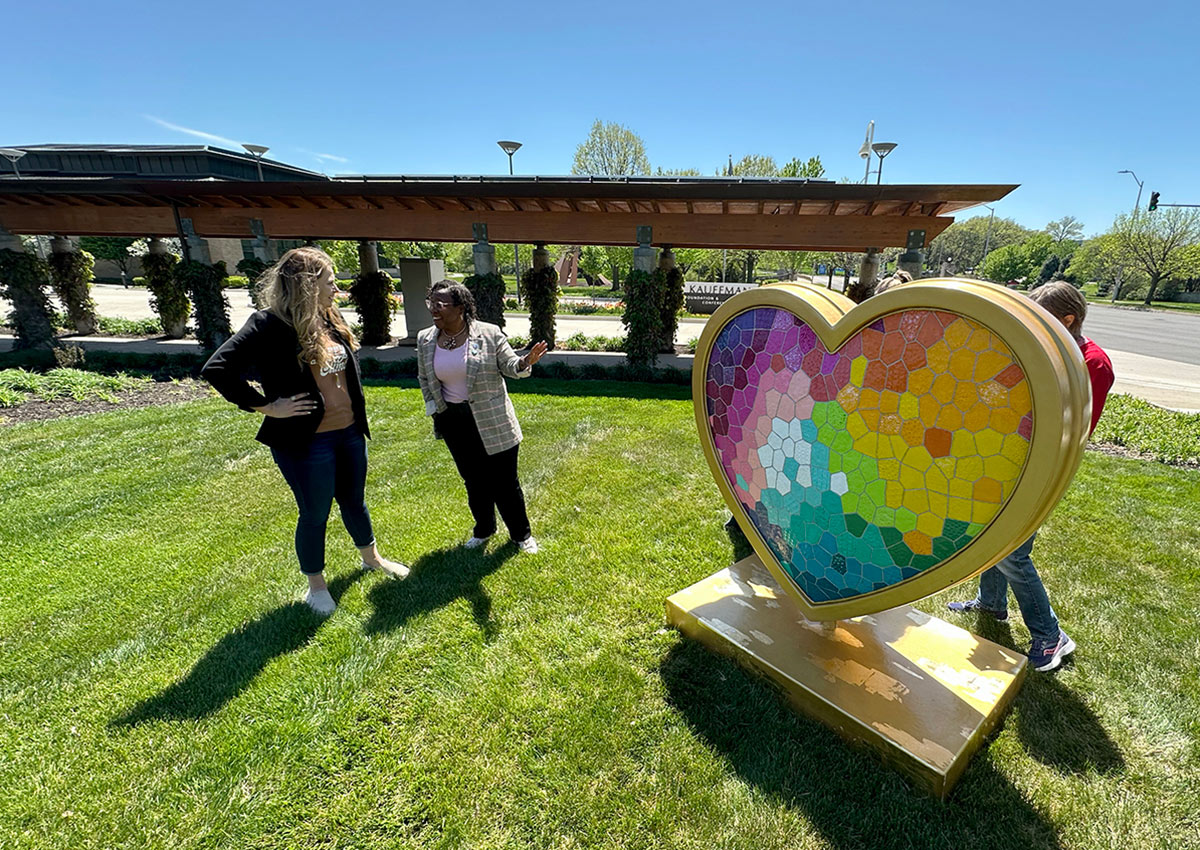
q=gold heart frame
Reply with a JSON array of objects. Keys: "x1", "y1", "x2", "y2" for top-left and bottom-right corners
[{"x1": 693, "y1": 278, "x2": 1091, "y2": 621}]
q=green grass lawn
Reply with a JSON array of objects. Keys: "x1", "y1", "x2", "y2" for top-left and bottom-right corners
[{"x1": 1, "y1": 385, "x2": 1198, "y2": 849}]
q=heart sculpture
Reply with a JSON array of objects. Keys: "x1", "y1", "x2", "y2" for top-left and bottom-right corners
[{"x1": 694, "y1": 279, "x2": 1092, "y2": 621}]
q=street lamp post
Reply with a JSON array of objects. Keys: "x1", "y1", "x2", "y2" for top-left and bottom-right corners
[
  {"x1": 980, "y1": 203, "x2": 996, "y2": 266},
  {"x1": 1118, "y1": 169, "x2": 1144, "y2": 213},
  {"x1": 243, "y1": 144, "x2": 269, "y2": 181},
  {"x1": 871, "y1": 142, "x2": 897, "y2": 185},
  {"x1": 0, "y1": 148, "x2": 27, "y2": 179},
  {"x1": 497, "y1": 141, "x2": 523, "y2": 300}
]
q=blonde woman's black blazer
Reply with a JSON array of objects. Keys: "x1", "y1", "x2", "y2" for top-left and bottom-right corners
[{"x1": 201, "y1": 310, "x2": 368, "y2": 451}]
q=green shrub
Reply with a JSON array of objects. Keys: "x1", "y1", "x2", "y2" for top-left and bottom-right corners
[
  {"x1": 0, "y1": 250, "x2": 54, "y2": 350},
  {"x1": 622, "y1": 269, "x2": 664, "y2": 367},
  {"x1": 236, "y1": 259, "x2": 270, "y2": 309},
  {"x1": 522, "y1": 264, "x2": 559, "y2": 350},
  {"x1": 174, "y1": 260, "x2": 231, "y2": 350},
  {"x1": 655, "y1": 266, "x2": 685, "y2": 352},
  {"x1": 48, "y1": 249, "x2": 98, "y2": 334},
  {"x1": 464, "y1": 272, "x2": 507, "y2": 328},
  {"x1": 349, "y1": 270, "x2": 395, "y2": 346},
  {"x1": 142, "y1": 252, "x2": 187, "y2": 338}
]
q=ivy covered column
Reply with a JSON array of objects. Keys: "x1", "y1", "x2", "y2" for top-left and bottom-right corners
[
  {"x1": 898, "y1": 229, "x2": 925, "y2": 281},
  {"x1": 176, "y1": 218, "x2": 231, "y2": 350},
  {"x1": 144, "y1": 237, "x2": 186, "y2": 338},
  {"x1": 522, "y1": 242, "x2": 558, "y2": 350},
  {"x1": 350, "y1": 239, "x2": 393, "y2": 346},
  {"x1": 238, "y1": 219, "x2": 275, "y2": 309},
  {"x1": 0, "y1": 224, "x2": 55, "y2": 349},
  {"x1": 48, "y1": 236, "x2": 98, "y2": 334},
  {"x1": 623, "y1": 226, "x2": 664, "y2": 368},
  {"x1": 465, "y1": 223, "x2": 505, "y2": 328},
  {"x1": 656, "y1": 245, "x2": 684, "y2": 353}
]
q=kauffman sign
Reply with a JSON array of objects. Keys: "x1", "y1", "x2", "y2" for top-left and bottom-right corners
[{"x1": 684, "y1": 282, "x2": 756, "y2": 314}]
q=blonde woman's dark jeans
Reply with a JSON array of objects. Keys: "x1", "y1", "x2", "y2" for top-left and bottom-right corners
[{"x1": 271, "y1": 425, "x2": 374, "y2": 575}]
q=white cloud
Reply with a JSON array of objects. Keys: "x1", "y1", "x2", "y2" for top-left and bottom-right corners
[{"x1": 144, "y1": 115, "x2": 242, "y2": 149}]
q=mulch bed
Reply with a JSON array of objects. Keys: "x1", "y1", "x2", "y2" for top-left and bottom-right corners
[
  {"x1": 0, "y1": 380, "x2": 213, "y2": 426},
  {"x1": 1086, "y1": 440, "x2": 1200, "y2": 470}
]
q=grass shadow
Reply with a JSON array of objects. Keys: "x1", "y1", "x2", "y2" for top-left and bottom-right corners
[
  {"x1": 112, "y1": 571, "x2": 362, "y2": 725},
  {"x1": 659, "y1": 638, "x2": 1063, "y2": 850},
  {"x1": 958, "y1": 614, "x2": 1124, "y2": 775},
  {"x1": 363, "y1": 543, "x2": 516, "y2": 640}
]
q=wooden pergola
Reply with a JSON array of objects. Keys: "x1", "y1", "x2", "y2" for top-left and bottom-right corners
[{"x1": 0, "y1": 176, "x2": 1016, "y2": 251}]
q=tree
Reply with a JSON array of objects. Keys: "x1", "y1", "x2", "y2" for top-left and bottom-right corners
[
  {"x1": 656, "y1": 167, "x2": 702, "y2": 177},
  {"x1": 1114, "y1": 208, "x2": 1200, "y2": 304},
  {"x1": 317, "y1": 240, "x2": 360, "y2": 274},
  {"x1": 780, "y1": 156, "x2": 825, "y2": 178},
  {"x1": 725, "y1": 154, "x2": 778, "y2": 177},
  {"x1": 926, "y1": 215, "x2": 1032, "y2": 271},
  {"x1": 571, "y1": 120, "x2": 650, "y2": 175},
  {"x1": 1066, "y1": 233, "x2": 1141, "y2": 299},
  {"x1": 1045, "y1": 216, "x2": 1084, "y2": 245},
  {"x1": 579, "y1": 245, "x2": 634, "y2": 289},
  {"x1": 79, "y1": 237, "x2": 136, "y2": 278}
]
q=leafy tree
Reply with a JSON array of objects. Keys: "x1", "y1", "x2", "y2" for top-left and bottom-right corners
[
  {"x1": 780, "y1": 156, "x2": 825, "y2": 178},
  {"x1": 656, "y1": 167, "x2": 702, "y2": 177},
  {"x1": 571, "y1": 120, "x2": 650, "y2": 175},
  {"x1": 579, "y1": 245, "x2": 634, "y2": 289},
  {"x1": 926, "y1": 215, "x2": 1031, "y2": 270},
  {"x1": 316, "y1": 240, "x2": 360, "y2": 274},
  {"x1": 726, "y1": 154, "x2": 778, "y2": 177},
  {"x1": 978, "y1": 244, "x2": 1027, "y2": 284},
  {"x1": 79, "y1": 237, "x2": 136, "y2": 277},
  {"x1": 1066, "y1": 234, "x2": 1141, "y2": 299},
  {"x1": 1045, "y1": 215, "x2": 1084, "y2": 245},
  {"x1": 1113, "y1": 208, "x2": 1200, "y2": 304}
]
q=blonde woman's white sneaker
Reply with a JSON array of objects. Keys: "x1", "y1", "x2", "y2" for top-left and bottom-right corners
[
  {"x1": 304, "y1": 588, "x2": 336, "y2": 615},
  {"x1": 362, "y1": 558, "x2": 410, "y2": 579},
  {"x1": 517, "y1": 536, "x2": 539, "y2": 554},
  {"x1": 464, "y1": 535, "x2": 492, "y2": 549}
]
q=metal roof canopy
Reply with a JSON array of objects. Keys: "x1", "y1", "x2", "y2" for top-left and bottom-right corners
[{"x1": 0, "y1": 175, "x2": 1017, "y2": 251}]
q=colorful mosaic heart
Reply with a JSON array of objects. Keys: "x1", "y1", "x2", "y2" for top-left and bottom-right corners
[{"x1": 694, "y1": 280, "x2": 1091, "y2": 620}]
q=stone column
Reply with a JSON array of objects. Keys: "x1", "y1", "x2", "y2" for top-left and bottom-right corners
[
  {"x1": 249, "y1": 219, "x2": 275, "y2": 263},
  {"x1": 471, "y1": 223, "x2": 497, "y2": 276},
  {"x1": 358, "y1": 239, "x2": 381, "y2": 275},
  {"x1": 148, "y1": 236, "x2": 169, "y2": 256},
  {"x1": 658, "y1": 245, "x2": 676, "y2": 271},
  {"x1": 858, "y1": 248, "x2": 880, "y2": 291},
  {"x1": 179, "y1": 217, "x2": 212, "y2": 265},
  {"x1": 633, "y1": 225, "x2": 656, "y2": 273},
  {"x1": 897, "y1": 229, "x2": 925, "y2": 280},
  {"x1": 898, "y1": 248, "x2": 924, "y2": 280},
  {"x1": 532, "y1": 242, "x2": 550, "y2": 270},
  {"x1": 0, "y1": 223, "x2": 23, "y2": 252}
]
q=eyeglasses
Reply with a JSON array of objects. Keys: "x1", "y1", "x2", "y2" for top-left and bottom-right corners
[{"x1": 426, "y1": 299, "x2": 456, "y2": 311}]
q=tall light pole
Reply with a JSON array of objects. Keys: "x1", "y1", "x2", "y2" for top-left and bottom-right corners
[
  {"x1": 871, "y1": 142, "x2": 897, "y2": 185},
  {"x1": 858, "y1": 120, "x2": 875, "y2": 183},
  {"x1": 1118, "y1": 169, "x2": 1144, "y2": 213},
  {"x1": 243, "y1": 144, "x2": 269, "y2": 181},
  {"x1": 497, "y1": 141, "x2": 523, "y2": 299},
  {"x1": 0, "y1": 148, "x2": 27, "y2": 179},
  {"x1": 980, "y1": 203, "x2": 996, "y2": 267}
]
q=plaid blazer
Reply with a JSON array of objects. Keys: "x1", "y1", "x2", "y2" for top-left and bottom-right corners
[{"x1": 417, "y1": 320, "x2": 532, "y2": 455}]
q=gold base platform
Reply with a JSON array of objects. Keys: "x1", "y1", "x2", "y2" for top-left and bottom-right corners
[{"x1": 666, "y1": 556, "x2": 1027, "y2": 798}]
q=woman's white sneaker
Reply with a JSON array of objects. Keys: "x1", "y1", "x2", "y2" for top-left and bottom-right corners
[
  {"x1": 517, "y1": 536, "x2": 539, "y2": 554},
  {"x1": 362, "y1": 558, "x2": 410, "y2": 579},
  {"x1": 304, "y1": 587, "x2": 336, "y2": 615},
  {"x1": 464, "y1": 535, "x2": 492, "y2": 549}
]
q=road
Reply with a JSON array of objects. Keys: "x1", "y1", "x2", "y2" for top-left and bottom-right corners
[{"x1": 5, "y1": 285, "x2": 1199, "y2": 411}]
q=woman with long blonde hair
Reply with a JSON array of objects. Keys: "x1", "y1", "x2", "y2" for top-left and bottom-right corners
[{"x1": 203, "y1": 247, "x2": 408, "y2": 614}]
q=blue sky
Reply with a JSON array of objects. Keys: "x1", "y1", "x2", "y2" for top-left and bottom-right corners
[{"x1": 4, "y1": 0, "x2": 1197, "y2": 235}]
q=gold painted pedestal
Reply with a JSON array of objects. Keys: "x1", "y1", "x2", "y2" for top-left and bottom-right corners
[{"x1": 666, "y1": 556, "x2": 1027, "y2": 798}]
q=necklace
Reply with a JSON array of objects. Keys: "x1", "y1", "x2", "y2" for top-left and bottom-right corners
[{"x1": 439, "y1": 324, "x2": 468, "y2": 350}]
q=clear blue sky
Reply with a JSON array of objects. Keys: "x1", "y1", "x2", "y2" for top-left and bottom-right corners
[{"x1": 4, "y1": 0, "x2": 1197, "y2": 235}]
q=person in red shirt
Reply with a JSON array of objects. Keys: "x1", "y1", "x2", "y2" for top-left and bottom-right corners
[{"x1": 949, "y1": 281, "x2": 1114, "y2": 671}]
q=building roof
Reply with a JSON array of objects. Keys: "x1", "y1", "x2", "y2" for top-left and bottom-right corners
[
  {"x1": 0, "y1": 144, "x2": 327, "y2": 182},
  {"x1": 0, "y1": 172, "x2": 1017, "y2": 251}
]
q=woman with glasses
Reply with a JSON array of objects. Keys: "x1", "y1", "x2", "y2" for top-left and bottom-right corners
[
  {"x1": 417, "y1": 280, "x2": 547, "y2": 553},
  {"x1": 202, "y1": 247, "x2": 409, "y2": 616}
]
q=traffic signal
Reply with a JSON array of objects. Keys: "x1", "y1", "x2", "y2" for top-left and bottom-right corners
[{"x1": 1148, "y1": 191, "x2": 1160, "y2": 211}]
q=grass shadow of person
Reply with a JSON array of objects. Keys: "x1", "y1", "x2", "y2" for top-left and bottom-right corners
[
  {"x1": 362, "y1": 543, "x2": 516, "y2": 641},
  {"x1": 659, "y1": 638, "x2": 1064, "y2": 850},
  {"x1": 964, "y1": 615, "x2": 1124, "y2": 776},
  {"x1": 112, "y1": 571, "x2": 363, "y2": 726}
]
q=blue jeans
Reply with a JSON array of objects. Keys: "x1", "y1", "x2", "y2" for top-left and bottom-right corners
[
  {"x1": 976, "y1": 533, "x2": 1061, "y2": 643},
  {"x1": 271, "y1": 426, "x2": 374, "y2": 575}
]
